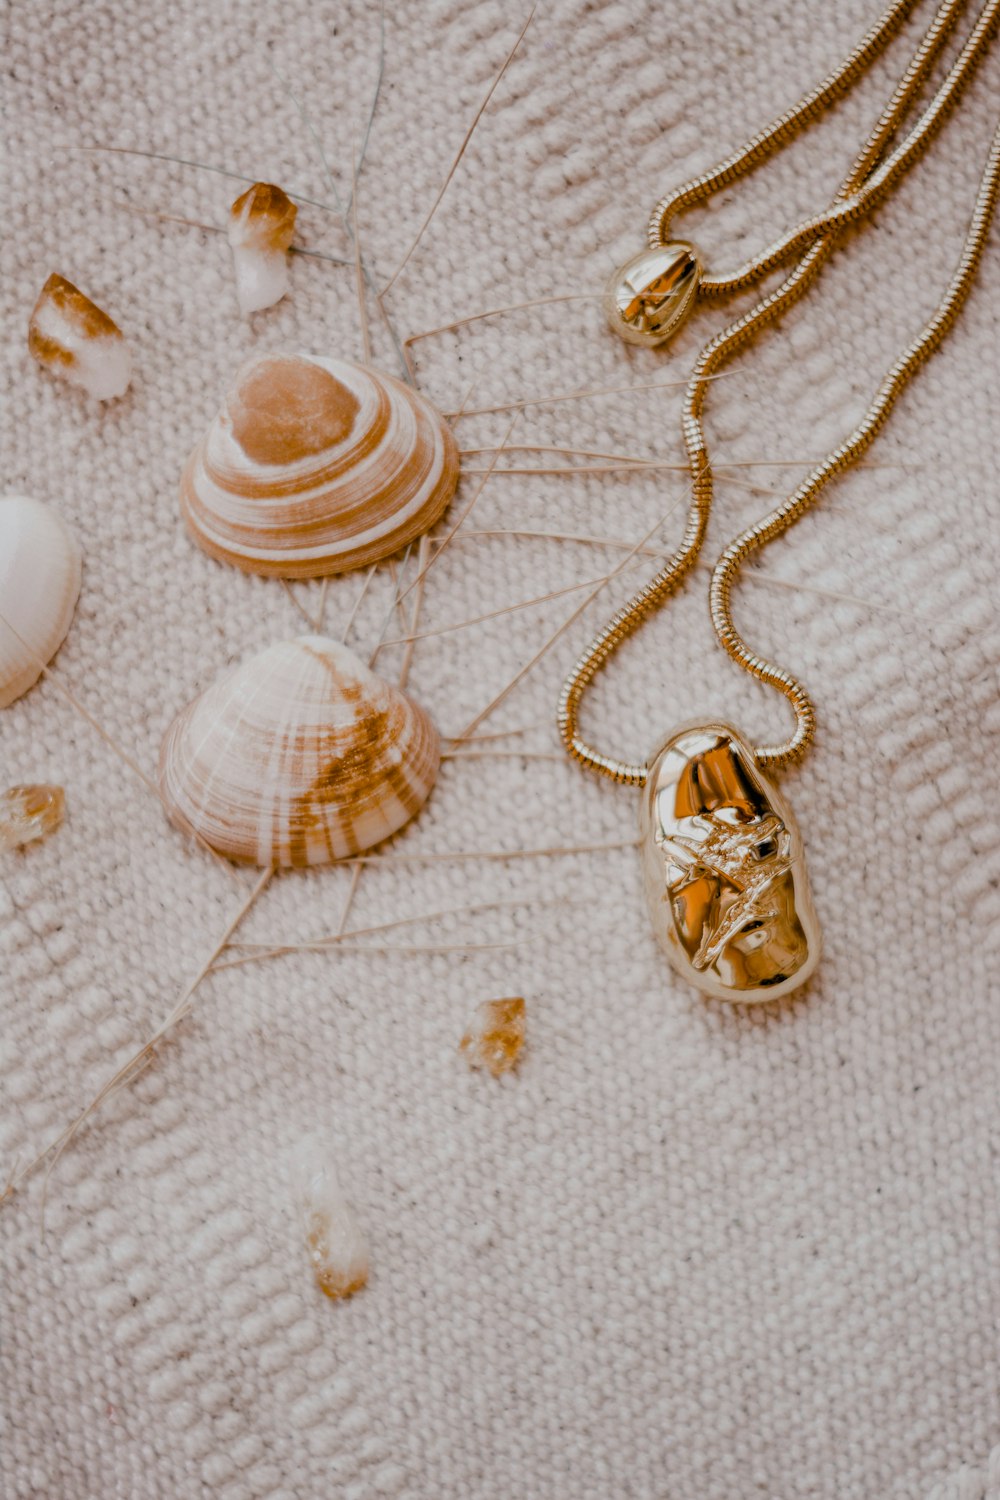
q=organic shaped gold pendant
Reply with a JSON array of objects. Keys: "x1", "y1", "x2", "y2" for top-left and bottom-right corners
[
  {"x1": 603, "y1": 243, "x2": 701, "y2": 347},
  {"x1": 640, "y1": 723, "x2": 820, "y2": 1001}
]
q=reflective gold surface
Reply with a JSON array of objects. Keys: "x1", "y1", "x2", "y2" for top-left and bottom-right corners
[
  {"x1": 640, "y1": 723, "x2": 820, "y2": 1001},
  {"x1": 603, "y1": 242, "x2": 701, "y2": 347}
]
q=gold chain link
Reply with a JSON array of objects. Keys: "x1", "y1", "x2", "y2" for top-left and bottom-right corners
[{"x1": 559, "y1": 0, "x2": 1000, "y2": 783}]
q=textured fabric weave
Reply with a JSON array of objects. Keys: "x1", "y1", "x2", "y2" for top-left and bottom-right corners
[{"x1": 1, "y1": 2, "x2": 999, "y2": 1496}]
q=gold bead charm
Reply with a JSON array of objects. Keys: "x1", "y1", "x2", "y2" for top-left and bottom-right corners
[
  {"x1": 640, "y1": 723, "x2": 821, "y2": 1001},
  {"x1": 603, "y1": 242, "x2": 701, "y2": 347}
]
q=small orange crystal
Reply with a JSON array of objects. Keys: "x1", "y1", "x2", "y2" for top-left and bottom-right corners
[
  {"x1": 28, "y1": 274, "x2": 131, "y2": 400},
  {"x1": 460, "y1": 997, "x2": 526, "y2": 1077},
  {"x1": 229, "y1": 183, "x2": 298, "y2": 253},
  {"x1": 0, "y1": 784, "x2": 65, "y2": 851}
]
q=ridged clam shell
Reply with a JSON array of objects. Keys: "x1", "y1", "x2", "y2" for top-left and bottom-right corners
[
  {"x1": 0, "y1": 495, "x2": 82, "y2": 708},
  {"x1": 158, "y1": 635, "x2": 440, "y2": 867},
  {"x1": 180, "y1": 352, "x2": 460, "y2": 577}
]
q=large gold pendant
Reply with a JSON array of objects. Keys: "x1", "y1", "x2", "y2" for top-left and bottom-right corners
[{"x1": 640, "y1": 723, "x2": 821, "y2": 1001}]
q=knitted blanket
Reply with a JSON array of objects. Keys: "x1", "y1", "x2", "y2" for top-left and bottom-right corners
[{"x1": 2, "y1": 1, "x2": 999, "y2": 1495}]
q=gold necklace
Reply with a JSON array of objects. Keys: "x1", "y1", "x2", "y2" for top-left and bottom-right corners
[{"x1": 560, "y1": 0, "x2": 1000, "y2": 1001}]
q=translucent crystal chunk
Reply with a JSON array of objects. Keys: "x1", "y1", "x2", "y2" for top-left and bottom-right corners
[
  {"x1": 0, "y1": 784, "x2": 65, "y2": 850},
  {"x1": 460, "y1": 997, "x2": 526, "y2": 1076}
]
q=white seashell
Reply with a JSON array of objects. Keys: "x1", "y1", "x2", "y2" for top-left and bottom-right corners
[
  {"x1": 0, "y1": 495, "x2": 82, "y2": 708},
  {"x1": 292, "y1": 1136, "x2": 369, "y2": 1301},
  {"x1": 158, "y1": 635, "x2": 440, "y2": 867},
  {"x1": 180, "y1": 352, "x2": 460, "y2": 577},
  {"x1": 28, "y1": 274, "x2": 132, "y2": 400},
  {"x1": 227, "y1": 182, "x2": 298, "y2": 315}
]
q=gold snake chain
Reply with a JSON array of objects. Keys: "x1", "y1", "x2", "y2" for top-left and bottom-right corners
[{"x1": 559, "y1": 0, "x2": 1000, "y2": 784}]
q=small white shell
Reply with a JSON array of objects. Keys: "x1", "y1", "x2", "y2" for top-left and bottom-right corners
[
  {"x1": 292, "y1": 1136, "x2": 369, "y2": 1301},
  {"x1": 0, "y1": 495, "x2": 82, "y2": 708},
  {"x1": 180, "y1": 352, "x2": 459, "y2": 577},
  {"x1": 158, "y1": 635, "x2": 440, "y2": 867},
  {"x1": 28, "y1": 274, "x2": 132, "y2": 401},
  {"x1": 227, "y1": 182, "x2": 297, "y2": 315}
]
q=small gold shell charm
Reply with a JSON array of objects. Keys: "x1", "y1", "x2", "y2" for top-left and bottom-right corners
[
  {"x1": 604, "y1": 243, "x2": 701, "y2": 347},
  {"x1": 640, "y1": 723, "x2": 820, "y2": 1001}
]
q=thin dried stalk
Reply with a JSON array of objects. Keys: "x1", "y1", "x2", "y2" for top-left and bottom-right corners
[
  {"x1": 444, "y1": 723, "x2": 539, "y2": 744},
  {"x1": 217, "y1": 893, "x2": 570, "y2": 971},
  {"x1": 348, "y1": 0, "x2": 387, "y2": 214},
  {"x1": 745, "y1": 568, "x2": 891, "y2": 614},
  {"x1": 456, "y1": 503, "x2": 684, "y2": 740},
  {"x1": 441, "y1": 749, "x2": 564, "y2": 761},
  {"x1": 398, "y1": 533, "x2": 431, "y2": 688},
  {"x1": 452, "y1": 527, "x2": 668, "y2": 558},
  {"x1": 343, "y1": 838, "x2": 637, "y2": 866},
  {"x1": 394, "y1": 415, "x2": 520, "y2": 609},
  {"x1": 458, "y1": 443, "x2": 678, "y2": 465},
  {"x1": 382, "y1": 9, "x2": 534, "y2": 294},
  {"x1": 336, "y1": 863, "x2": 363, "y2": 938},
  {"x1": 313, "y1": 577, "x2": 331, "y2": 633},
  {"x1": 379, "y1": 572, "x2": 615, "y2": 647},
  {"x1": 230, "y1": 893, "x2": 559, "y2": 952},
  {"x1": 281, "y1": 579, "x2": 318, "y2": 631},
  {"x1": 444, "y1": 370, "x2": 738, "y2": 418},
  {"x1": 368, "y1": 543, "x2": 414, "y2": 668},
  {"x1": 406, "y1": 292, "x2": 597, "y2": 347},
  {"x1": 73, "y1": 144, "x2": 339, "y2": 216},
  {"x1": 11, "y1": 868, "x2": 273, "y2": 1212},
  {"x1": 220, "y1": 937, "x2": 531, "y2": 967},
  {"x1": 461, "y1": 462, "x2": 685, "y2": 477},
  {"x1": 396, "y1": 381, "x2": 476, "y2": 685},
  {"x1": 114, "y1": 199, "x2": 351, "y2": 266},
  {"x1": 351, "y1": 148, "x2": 372, "y2": 364},
  {"x1": 340, "y1": 564, "x2": 379, "y2": 646}
]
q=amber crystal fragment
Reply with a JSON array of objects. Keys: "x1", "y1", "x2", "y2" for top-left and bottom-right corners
[
  {"x1": 27, "y1": 274, "x2": 132, "y2": 400},
  {"x1": 292, "y1": 1136, "x2": 369, "y2": 1301},
  {"x1": 460, "y1": 997, "x2": 526, "y2": 1076},
  {"x1": 0, "y1": 784, "x2": 65, "y2": 851},
  {"x1": 228, "y1": 183, "x2": 298, "y2": 314}
]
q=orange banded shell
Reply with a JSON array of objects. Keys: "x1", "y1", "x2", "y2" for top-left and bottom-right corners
[
  {"x1": 158, "y1": 635, "x2": 439, "y2": 868},
  {"x1": 180, "y1": 352, "x2": 459, "y2": 577}
]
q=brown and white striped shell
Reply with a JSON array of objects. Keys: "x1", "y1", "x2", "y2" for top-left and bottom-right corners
[
  {"x1": 158, "y1": 635, "x2": 439, "y2": 867},
  {"x1": 180, "y1": 352, "x2": 459, "y2": 577}
]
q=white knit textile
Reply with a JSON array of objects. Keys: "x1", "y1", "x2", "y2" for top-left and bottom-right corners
[{"x1": 2, "y1": 2, "x2": 999, "y2": 1496}]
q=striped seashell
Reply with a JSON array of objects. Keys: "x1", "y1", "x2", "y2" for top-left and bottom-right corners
[
  {"x1": 180, "y1": 352, "x2": 460, "y2": 577},
  {"x1": 158, "y1": 635, "x2": 440, "y2": 868},
  {"x1": 0, "y1": 495, "x2": 82, "y2": 708}
]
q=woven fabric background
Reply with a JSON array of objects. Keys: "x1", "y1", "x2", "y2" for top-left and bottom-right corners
[{"x1": 2, "y1": 1, "x2": 999, "y2": 1496}]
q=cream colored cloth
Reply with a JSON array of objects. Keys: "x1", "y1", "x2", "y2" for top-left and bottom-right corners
[{"x1": 2, "y1": 2, "x2": 999, "y2": 1496}]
